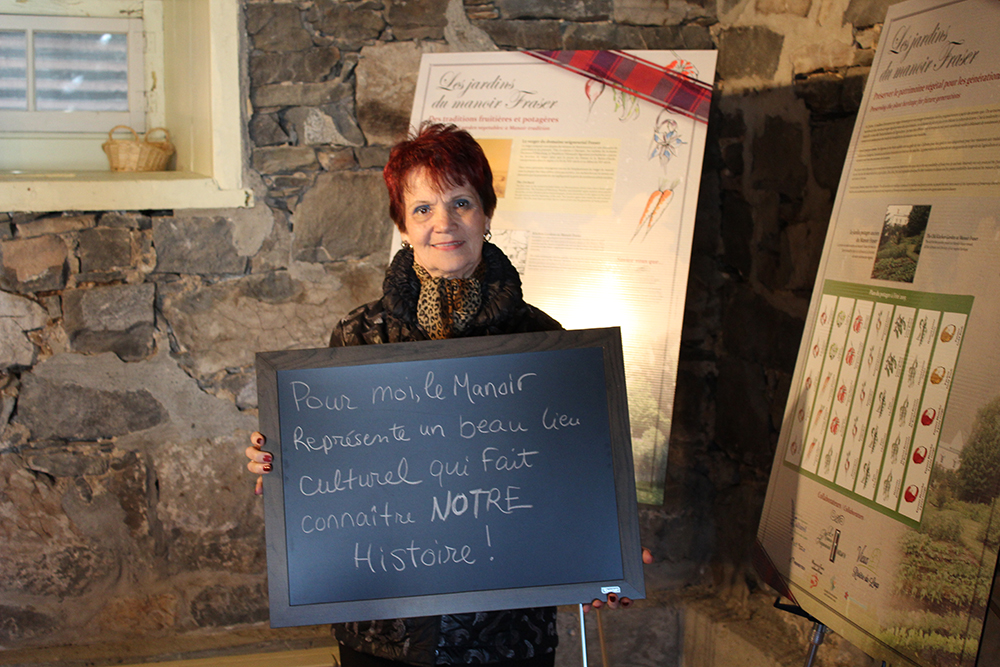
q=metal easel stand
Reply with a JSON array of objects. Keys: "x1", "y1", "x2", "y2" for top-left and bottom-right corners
[
  {"x1": 803, "y1": 621, "x2": 828, "y2": 667},
  {"x1": 577, "y1": 605, "x2": 610, "y2": 667},
  {"x1": 774, "y1": 598, "x2": 890, "y2": 667},
  {"x1": 774, "y1": 598, "x2": 828, "y2": 667}
]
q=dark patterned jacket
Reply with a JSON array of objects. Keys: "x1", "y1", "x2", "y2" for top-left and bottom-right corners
[
  {"x1": 331, "y1": 242, "x2": 560, "y2": 347},
  {"x1": 330, "y1": 241, "x2": 561, "y2": 665}
]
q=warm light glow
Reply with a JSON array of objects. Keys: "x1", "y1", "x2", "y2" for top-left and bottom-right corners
[{"x1": 547, "y1": 264, "x2": 644, "y2": 350}]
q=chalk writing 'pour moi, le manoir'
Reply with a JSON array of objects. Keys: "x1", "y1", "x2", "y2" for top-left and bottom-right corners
[{"x1": 289, "y1": 371, "x2": 539, "y2": 411}]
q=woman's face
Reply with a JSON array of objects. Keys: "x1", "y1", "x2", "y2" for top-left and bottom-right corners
[{"x1": 400, "y1": 167, "x2": 490, "y2": 279}]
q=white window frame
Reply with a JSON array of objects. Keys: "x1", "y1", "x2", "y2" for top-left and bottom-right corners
[
  {"x1": 0, "y1": 14, "x2": 145, "y2": 132},
  {"x1": 0, "y1": 0, "x2": 251, "y2": 212}
]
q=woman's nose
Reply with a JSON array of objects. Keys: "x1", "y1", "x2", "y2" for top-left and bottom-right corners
[{"x1": 432, "y1": 206, "x2": 457, "y2": 231}]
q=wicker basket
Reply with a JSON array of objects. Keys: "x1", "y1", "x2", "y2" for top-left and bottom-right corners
[{"x1": 103, "y1": 125, "x2": 175, "y2": 172}]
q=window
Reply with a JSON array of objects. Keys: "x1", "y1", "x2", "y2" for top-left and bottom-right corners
[
  {"x1": 0, "y1": 0, "x2": 250, "y2": 212},
  {"x1": 0, "y1": 14, "x2": 145, "y2": 132}
]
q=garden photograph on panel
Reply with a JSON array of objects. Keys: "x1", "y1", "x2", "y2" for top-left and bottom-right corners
[{"x1": 872, "y1": 204, "x2": 930, "y2": 283}]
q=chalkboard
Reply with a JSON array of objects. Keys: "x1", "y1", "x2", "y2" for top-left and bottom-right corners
[{"x1": 256, "y1": 327, "x2": 644, "y2": 628}]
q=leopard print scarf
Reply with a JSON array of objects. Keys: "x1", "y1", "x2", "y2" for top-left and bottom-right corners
[{"x1": 413, "y1": 261, "x2": 485, "y2": 339}]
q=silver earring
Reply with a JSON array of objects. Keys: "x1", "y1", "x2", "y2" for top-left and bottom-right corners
[
  {"x1": 401, "y1": 240, "x2": 411, "y2": 249},
  {"x1": 484, "y1": 231, "x2": 492, "y2": 242}
]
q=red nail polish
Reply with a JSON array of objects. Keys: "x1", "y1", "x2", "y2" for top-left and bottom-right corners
[
  {"x1": 608, "y1": 594, "x2": 618, "y2": 603},
  {"x1": 263, "y1": 453, "x2": 272, "y2": 462},
  {"x1": 263, "y1": 463, "x2": 272, "y2": 472}
]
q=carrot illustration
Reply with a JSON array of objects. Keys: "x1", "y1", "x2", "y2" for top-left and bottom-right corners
[
  {"x1": 585, "y1": 79, "x2": 605, "y2": 115},
  {"x1": 637, "y1": 190, "x2": 660, "y2": 227},
  {"x1": 665, "y1": 58, "x2": 698, "y2": 79},
  {"x1": 632, "y1": 179, "x2": 679, "y2": 241}
]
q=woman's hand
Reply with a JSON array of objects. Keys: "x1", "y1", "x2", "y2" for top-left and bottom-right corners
[
  {"x1": 245, "y1": 431, "x2": 273, "y2": 496},
  {"x1": 583, "y1": 548, "x2": 653, "y2": 612}
]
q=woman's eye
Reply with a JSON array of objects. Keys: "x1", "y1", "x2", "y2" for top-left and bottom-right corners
[
  {"x1": 413, "y1": 205, "x2": 430, "y2": 216},
  {"x1": 454, "y1": 198, "x2": 470, "y2": 209}
]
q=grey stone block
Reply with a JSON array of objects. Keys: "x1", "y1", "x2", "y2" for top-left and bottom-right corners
[
  {"x1": 475, "y1": 19, "x2": 565, "y2": 49},
  {"x1": 843, "y1": 0, "x2": 894, "y2": 27},
  {"x1": 307, "y1": 0, "x2": 386, "y2": 49},
  {"x1": 246, "y1": 3, "x2": 313, "y2": 52},
  {"x1": 283, "y1": 106, "x2": 364, "y2": 147},
  {"x1": 250, "y1": 113, "x2": 291, "y2": 147},
  {"x1": 357, "y1": 42, "x2": 441, "y2": 146},
  {"x1": 756, "y1": 0, "x2": 812, "y2": 16},
  {"x1": 386, "y1": 0, "x2": 448, "y2": 38},
  {"x1": 160, "y1": 267, "x2": 382, "y2": 376},
  {"x1": 291, "y1": 170, "x2": 393, "y2": 262},
  {"x1": 153, "y1": 217, "x2": 248, "y2": 275},
  {"x1": 97, "y1": 212, "x2": 151, "y2": 229},
  {"x1": 252, "y1": 146, "x2": 320, "y2": 174},
  {"x1": 250, "y1": 47, "x2": 341, "y2": 86},
  {"x1": 22, "y1": 443, "x2": 112, "y2": 477},
  {"x1": 0, "y1": 604, "x2": 58, "y2": 644},
  {"x1": 497, "y1": 0, "x2": 611, "y2": 20},
  {"x1": 15, "y1": 214, "x2": 96, "y2": 239},
  {"x1": 78, "y1": 227, "x2": 133, "y2": 274},
  {"x1": 0, "y1": 291, "x2": 47, "y2": 369},
  {"x1": 15, "y1": 375, "x2": 169, "y2": 441},
  {"x1": 0, "y1": 235, "x2": 69, "y2": 293},
  {"x1": 355, "y1": 145, "x2": 391, "y2": 169},
  {"x1": 191, "y1": 583, "x2": 269, "y2": 626},
  {"x1": 62, "y1": 283, "x2": 156, "y2": 361},
  {"x1": 317, "y1": 146, "x2": 358, "y2": 171},
  {"x1": 716, "y1": 26, "x2": 784, "y2": 80},
  {"x1": 253, "y1": 79, "x2": 353, "y2": 108}
]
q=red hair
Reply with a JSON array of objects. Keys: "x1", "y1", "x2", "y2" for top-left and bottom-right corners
[{"x1": 384, "y1": 123, "x2": 496, "y2": 231}]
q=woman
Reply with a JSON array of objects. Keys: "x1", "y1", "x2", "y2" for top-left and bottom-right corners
[{"x1": 247, "y1": 123, "x2": 634, "y2": 666}]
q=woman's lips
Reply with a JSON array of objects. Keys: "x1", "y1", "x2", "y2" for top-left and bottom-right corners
[{"x1": 432, "y1": 240, "x2": 465, "y2": 250}]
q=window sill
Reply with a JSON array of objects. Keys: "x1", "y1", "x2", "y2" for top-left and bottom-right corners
[
  {"x1": 0, "y1": 170, "x2": 253, "y2": 212},
  {"x1": 0, "y1": 0, "x2": 247, "y2": 214}
]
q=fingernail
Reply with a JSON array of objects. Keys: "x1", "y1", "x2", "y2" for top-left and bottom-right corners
[
  {"x1": 608, "y1": 594, "x2": 618, "y2": 603},
  {"x1": 263, "y1": 463, "x2": 272, "y2": 472},
  {"x1": 263, "y1": 453, "x2": 272, "y2": 462},
  {"x1": 621, "y1": 599, "x2": 632, "y2": 608}
]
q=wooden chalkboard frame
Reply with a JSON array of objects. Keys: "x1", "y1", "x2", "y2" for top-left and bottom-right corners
[{"x1": 256, "y1": 327, "x2": 644, "y2": 628}]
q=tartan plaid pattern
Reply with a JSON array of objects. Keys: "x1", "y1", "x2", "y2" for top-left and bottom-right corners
[{"x1": 523, "y1": 50, "x2": 713, "y2": 123}]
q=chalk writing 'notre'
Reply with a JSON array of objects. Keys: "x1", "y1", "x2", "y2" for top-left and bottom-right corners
[
  {"x1": 299, "y1": 457, "x2": 422, "y2": 496},
  {"x1": 431, "y1": 486, "x2": 532, "y2": 521},
  {"x1": 290, "y1": 381, "x2": 356, "y2": 412}
]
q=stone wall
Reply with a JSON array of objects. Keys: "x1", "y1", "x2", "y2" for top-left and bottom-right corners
[{"x1": 0, "y1": 0, "x2": 894, "y2": 660}]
